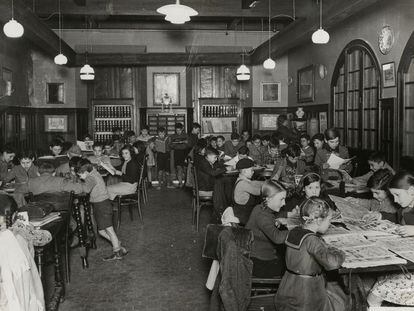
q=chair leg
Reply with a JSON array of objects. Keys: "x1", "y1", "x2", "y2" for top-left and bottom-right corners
[
  {"x1": 196, "y1": 205, "x2": 201, "y2": 232},
  {"x1": 143, "y1": 179, "x2": 148, "y2": 203},
  {"x1": 192, "y1": 197, "x2": 196, "y2": 225},
  {"x1": 128, "y1": 203, "x2": 134, "y2": 222},
  {"x1": 137, "y1": 200, "x2": 143, "y2": 222},
  {"x1": 117, "y1": 198, "x2": 122, "y2": 230},
  {"x1": 64, "y1": 229, "x2": 70, "y2": 283}
]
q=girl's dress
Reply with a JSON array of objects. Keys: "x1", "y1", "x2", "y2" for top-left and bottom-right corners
[
  {"x1": 275, "y1": 227, "x2": 348, "y2": 311},
  {"x1": 369, "y1": 206, "x2": 414, "y2": 305}
]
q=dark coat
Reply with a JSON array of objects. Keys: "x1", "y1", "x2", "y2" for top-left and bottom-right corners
[{"x1": 196, "y1": 157, "x2": 226, "y2": 191}]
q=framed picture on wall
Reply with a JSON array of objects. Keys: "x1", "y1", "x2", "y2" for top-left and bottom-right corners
[
  {"x1": 382, "y1": 62, "x2": 396, "y2": 88},
  {"x1": 259, "y1": 114, "x2": 279, "y2": 131},
  {"x1": 319, "y1": 112, "x2": 328, "y2": 133},
  {"x1": 2, "y1": 67, "x2": 13, "y2": 97},
  {"x1": 153, "y1": 73, "x2": 180, "y2": 106},
  {"x1": 297, "y1": 65, "x2": 315, "y2": 102},
  {"x1": 261, "y1": 82, "x2": 281, "y2": 103},
  {"x1": 44, "y1": 115, "x2": 68, "y2": 132}
]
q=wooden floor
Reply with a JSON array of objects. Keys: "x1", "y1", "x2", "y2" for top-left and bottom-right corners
[{"x1": 58, "y1": 187, "x2": 212, "y2": 311}]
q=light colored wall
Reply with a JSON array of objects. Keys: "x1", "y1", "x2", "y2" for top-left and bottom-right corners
[
  {"x1": 287, "y1": 0, "x2": 414, "y2": 107},
  {"x1": 251, "y1": 55, "x2": 288, "y2": 107},
  {"x1": 31, "y1": 51, "x2": 87, "y2": 108},
  {"x1": 146, "y1": 66, "x2": 187, "y2": 107}
]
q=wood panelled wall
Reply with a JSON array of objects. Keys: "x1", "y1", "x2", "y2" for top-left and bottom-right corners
[
  {"x1": 88, "y1": 67, "x2": 146, "y2": 134},
  {"x1": 0, "y1": 106, "x2": 88, "y2": 154}
]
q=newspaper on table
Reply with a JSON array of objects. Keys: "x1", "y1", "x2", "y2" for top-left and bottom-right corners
[
  {"x1": 373, "y1": 236, "x2": 414, "y2": 263},
  {"x1": 329, "y1": 195, "x2": 370, "y2": 220},
  {"x1": 327, "y1": 153, "x2": 347, "y2": 170}
]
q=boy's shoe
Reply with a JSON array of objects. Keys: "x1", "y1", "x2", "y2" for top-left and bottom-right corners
[
  {"x1": 103, "y1": 251, "x2": 123, "y2": 261},
  {"x1": 120, "y1": 246, "x2": 129, "y2": 257}
]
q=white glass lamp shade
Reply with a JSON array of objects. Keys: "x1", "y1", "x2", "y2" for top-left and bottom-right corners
[
  {"x1": 54, "y1": 53, "x2": 68, "y2": 65},
  {"x1": 236, "y1": 64, "x2": 250, "y2": 81},
  {"x1": 3, "y1": 19, "x2": 24, "y2": 38},
  {"x1": 157, "y1": 0, "x2": 198, "y2": 24},
  {"x1": 312, "y1": 28, "x2": 330, "y2": 44},
  {"x1": 263, "y1": 58, "x2": 276, "y2": 70},
  {"x1": 80, "y1": 64, "x2": 95, "y2": 80}
]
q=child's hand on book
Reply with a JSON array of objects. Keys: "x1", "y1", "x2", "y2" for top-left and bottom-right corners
[{"x1": 396, "y1": 225, "x2": 414, "y2": 237}]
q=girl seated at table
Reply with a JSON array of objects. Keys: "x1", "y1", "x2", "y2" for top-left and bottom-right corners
[
  {"x1": 283, "y1": 172, "x2": 337, "y2": 216},
  {"x1": 107, "y1": 145, "x2": 140, "y2": 200},
  {"x1": 345, "y1": 169, "x2": 398, "y2": 223},
  {"x1": 246, "y1": 180, "x2": 289, "y2": 278},
  {"x1": 272, "y1": 144, "x2": 307, "y2": 184},
  {"x1": 367, "y1": 171, "x2": 414, "y2": 307},
  {"x1": 314, "y1": 128, "x2": 353, "y2": 180},
  {"x1": 275, "y1": 197, "x2": 348, "y2": 311}
]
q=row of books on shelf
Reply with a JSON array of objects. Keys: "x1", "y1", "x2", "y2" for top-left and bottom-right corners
[
  {"x1": 202, "y1": 105, "x2": 238, "y2": 118},
  {"x1": 94, "y1": 120, "x2": 132, "y2": 132},
  {"x1": 94, "y1": 134, "x2": 114, "y2": 143},
  {"x1": 94, "y1": 105, "x2": 132, "y2": 118}
]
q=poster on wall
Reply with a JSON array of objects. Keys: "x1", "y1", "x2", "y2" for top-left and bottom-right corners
[
  {"x1": 319, "y1": 112, "x2": 328, "y2": 133},
  {"x1": 261, "y1": 82, "x2": 281, "y2": 103},
  {"x1": 45, "y1": 115, "x2": 68, "y2": 132},
  {"x1": 382, "y1": 62, "x2": 396, "y2": 88},
  {"x1": 153, "y1": 73, "x2": 180, "y2": 106},
  {"x1": 259, "y1": 114, "x2": 279, "y2": 131}
]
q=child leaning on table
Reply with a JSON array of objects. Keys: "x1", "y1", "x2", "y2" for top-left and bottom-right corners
[
  {"x1": 275, "y1": 197, "x2": 349, "y2": 311},
  {"x1": 76, "y1": 159, "x2": 128, "y2": 262},
  {"x1": 367, "y1": 171, "x2": 414, "y2": 307},
  {"x1": 352, "y1": 151, "x2": 395, "y2": 187}
]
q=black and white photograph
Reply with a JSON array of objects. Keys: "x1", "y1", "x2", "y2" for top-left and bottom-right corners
[{"x1": 1, "y1": 0, "x2": 414, "y2": 311}]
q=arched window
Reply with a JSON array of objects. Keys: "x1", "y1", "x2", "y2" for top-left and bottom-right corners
[
  {"x1": 402, "y1": 57, "x2": 414, "y2": 157},
  {"x1": 331, "y1": 40, "x2": 381, "y2": 151}
]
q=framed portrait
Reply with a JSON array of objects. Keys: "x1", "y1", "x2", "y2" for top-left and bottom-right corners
[
  {"x1": 382, "y1": 62, "x2": 396, "y2": 88},
  {"x1": 297, "y1": 65, "x2": 315, "y2": 102},
  {"x1": 44, "y1": 115, "x2": 68, "y2": 132},
  {"x1": 261, "y1": 82, "x2": 281, "y2": 103},
  {"x1": 2, "y1": 67, "x2": 13, "y2": 96},
  {"x1": 47, "y1": 83, "x2": 64, "y2": 104},
  {"x1": 319, "y1": 112, "x2": 328, "y2": 133},
  {"x1": 153, "y1": 73, "x2": 180, "y2": 106}
]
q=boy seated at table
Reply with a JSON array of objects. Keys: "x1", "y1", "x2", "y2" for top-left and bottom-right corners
[
  {"x1": 314, "y1": 128, "x2": 353, "y2": 180},
  {"x1": 272, "y1": 144, "x2": 307, "y2": 184},
  {"x1": 262, "y1": 140, "x2": 282, "y2": 167},
  {"x1": 196, "y1": 147, "x2": 230, "y2": 196},
  {"x1": 55, "y1": 144, "x2": 83, "y2": 177},
  {"x1": 224, "y1": 146, "x2": 252, "y2": 170},
  {"x1": 261, "y1": 135, "x2": 270, "y2": 148},
  {"x1": 0, "y1": 145, "x2": 16, "y2": 182},
  {"x1": 216, "y1": 135, "x2": 225, "y2": 153},
  {"x1": 136, "y1": 125, "x2": 153, "y2": 143},
  {"x1": 103, "y1": 140, "x2": 118, "y2": 157},
  {"x1": 48, "y1": 139, "x2": 64, "y2": 157},
  {"x1": 351, "y1": 151, "x2": 395, "y2": 186},
  {"x1": 209, "y1": 136, "x2": 218, "y2": 150},
  {"x1": 248, "y1": 134, "x2": 265, "y2": 166},
  {"x1": 299, "y1": 133, "x2": 315, "y2": 166},
  {"x1": 77, "y1": 159, "x2": 128, "y2": 261},
  {"x1": 346, "y1": 169, "x2": 398, "y2": 223},
  {"x1": 88, "y1": 143, "x2": 117, "y2": 174},
  {"x1": 233, "y1": 158, "x2": 264, "y2": 225},
  {"x1": 224, "y1": 132, "x2": 244, "y2": 158},
  {"x1": 275, "y1": 197, "x2": 348, "y2": 311}
]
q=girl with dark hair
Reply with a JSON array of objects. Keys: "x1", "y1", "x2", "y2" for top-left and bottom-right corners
[
  {"x1": 107, "y1": 145, "x2": 140, "y2": 200},
  {"x1": 275, "y1": 197, "x2": 348, "y2": 311},
  {"x1": 367, "y1": 171, "x2": 414, "y2": 307},
  {"x1": 271, "y1": 144, "x2": 307, "y2": 183},
  {"x1": 312, "y1": 133, "x2": 325, "y2": 151},
  {"x1": 246, "y1": 180, "x2": 289, "y2": 278},
  {"x1": 314, "y1": 128, "x2": 353, "y2": 180},
  {"x1": 345, "y1": 169, "x2": 398, "y2": 222}
]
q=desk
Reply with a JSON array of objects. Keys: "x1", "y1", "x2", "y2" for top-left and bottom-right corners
[{"x1": 35, "y1": 215, "x2": 67, "y2": 311}]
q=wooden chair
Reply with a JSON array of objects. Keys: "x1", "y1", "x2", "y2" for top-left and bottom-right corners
[
  {"x1": 250, "y1": 277, "x2": 282, "y2": 295},
  {"x1": 191, "y1": 163, "x2": 213, "y2": 232},
  {"x1": 139, "y1": 155, "x2": 149, "y2": 204},
  {"x1": 116, "y1": 162, "x2": 145, "y2": 229}
]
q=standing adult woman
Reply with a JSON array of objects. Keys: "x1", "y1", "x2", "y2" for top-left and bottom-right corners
[
  {"x1": 367, "y1": 171, "x2": 414, "y2": 307},
  {"x1": 246, "y1": 180, "x2": 289, "y2": 278},
  {"x1": 107, "y1": 145, "x2": 140, "y2": 200}
]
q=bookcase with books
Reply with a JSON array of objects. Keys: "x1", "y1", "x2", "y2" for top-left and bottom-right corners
[
  {"x1": 92, "y1": 99, "x2": 134, "y2": 143},
  {"x1": 199, "y1": 98, "x2": 240, "y2": 138},
  {"x1": 147, "y1": 113, "x2": 186, "y2": 136}
]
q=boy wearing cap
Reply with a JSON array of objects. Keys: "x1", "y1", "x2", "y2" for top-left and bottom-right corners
[
  {"x1": 197, "y1": 147, "x2": 229, "y2": 195},
  {"x1": 233, "y1": 158, "x2": 264, "y2": 225}
]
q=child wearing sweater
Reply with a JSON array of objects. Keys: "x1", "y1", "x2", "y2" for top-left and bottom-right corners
[
  {"x1": 275, "y1": 197, "x2": 348, "y2": 311},
  {"x1": 77, "y1": 159, "x2": 128, "y2": 261}
]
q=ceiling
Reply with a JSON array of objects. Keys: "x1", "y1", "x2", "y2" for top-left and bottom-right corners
[{"x1": 24, "y1": 0, "x2": 297, "y2": 31}]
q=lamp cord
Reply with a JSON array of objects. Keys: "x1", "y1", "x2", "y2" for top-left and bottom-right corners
[
  {"x1": 320, "y1": 0, "x2": 323, "y2": 29},
  {"x1": 58, "y1": 0, "x2": 62, "y2": 53},
  {"x1": 11, "y1": 0, "x2": 14, "y2": 18},
  {"x1": 268, "y1": 0, "x2": 271, "y2": 57}
]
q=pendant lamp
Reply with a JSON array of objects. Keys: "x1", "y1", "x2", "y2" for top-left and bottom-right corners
[
  {"x1": 312, "y1": 0, "x2": 330, "y2": 44},
  {"x1": 54, "y1": 0, "x2": 68, "y2": 65},
  {"x1": 3, "y1": 0, "x2": 24, "y2": 38},
  {"x1": 80, "y1": 63, "x2": 95, "y2": 81},
  {"x1": 263, "y1": 0, "x2": 275, "y2": 70},
  {"x1": 157, "y1": 0, "x2": 198, "y2": 24}
]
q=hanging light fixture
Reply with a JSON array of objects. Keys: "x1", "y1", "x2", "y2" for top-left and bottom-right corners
[
  {"x1": 80, "y1": 18, "x2": 94, "y2": 81},
  {"x1": 54, "y1": 0, "x2": 68, "y2": 65},
  {"x1": 263, "y1": 0, "x2": 276, "y2": 70},
  {"x1": 156, "y1": 0, "x2": 198, "y2": 24},
  {"x1": 3, "y1": 0, "x2": 24, "y2": 38},
  {"x1": 236, "y1": 19, "x2": 250, "y2": 81},
  {"x1": 312, "y1": 0, "x2": 329, "y2": 44}
]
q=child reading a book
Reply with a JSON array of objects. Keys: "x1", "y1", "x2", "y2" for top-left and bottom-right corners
[
  {"x1": 146, "y1": 137, "x2": 156, "y2": 186},
  {"x1": 0, "y1": 145, "x2": 16, "y2": 182},
  {"x1": 169, "y1": 123, "x2": 188, "y2": 188},
  {"x1": 262, "y1": 140, "x2": 281, "y2": 167},
  {"x1": 367, "y1": 171, "x2": 414, "y2": 307},
  {"x1": 314, "y1": 128, "x2": 352, "y2": 180},
  {"x1": 299, "y1": 133, "x2": 315, "y2": 165},
  {"x1": 272, "y1": 144, "x2": 307, "y2": 184},
  {"x1": 88, "y1": 143, "x2": 117, "y2": 175},
  {"x1": 137, "y1": 125, "x2": 153, "y2": 143},
  {"x1": 154, "y1": 127, "x2": 172, "y2": 189},
  {"x1": 345, "y1": 169, "x2": 398, "y2": 223},
  {"x1": 223, "y1": 132, "x2": 244, "y2": 157},
  {"x1": 275, "y1": 197, "x2": 348, "y2": 311},
  {"x1": 248, "y1": 134, "x2": 265, "y2": 165},
  {"x1": 312, "y1": 133, "x2": 325, "y2": 151},
  {"x1": 77, "y1": 159, "x2": 128, "y2": 261},
  {"x1": 216, "y1": 135, "x2": 225, "y2": 153},
  {"x1": 352, "y1": 151, "x2": 395, "y2": 186}
]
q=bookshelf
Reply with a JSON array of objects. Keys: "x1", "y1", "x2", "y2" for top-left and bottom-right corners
[
  {"x1": 147, "y1": 113, "x2": 186, "y2": 136},
  {"x1": 92, "y1": 99, "x2": 134, "y2": 143}
]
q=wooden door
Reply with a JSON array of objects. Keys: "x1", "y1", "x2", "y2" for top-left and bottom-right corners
[{"x1": 379, "y1": 98, "x2": 396, "y2": 166}]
